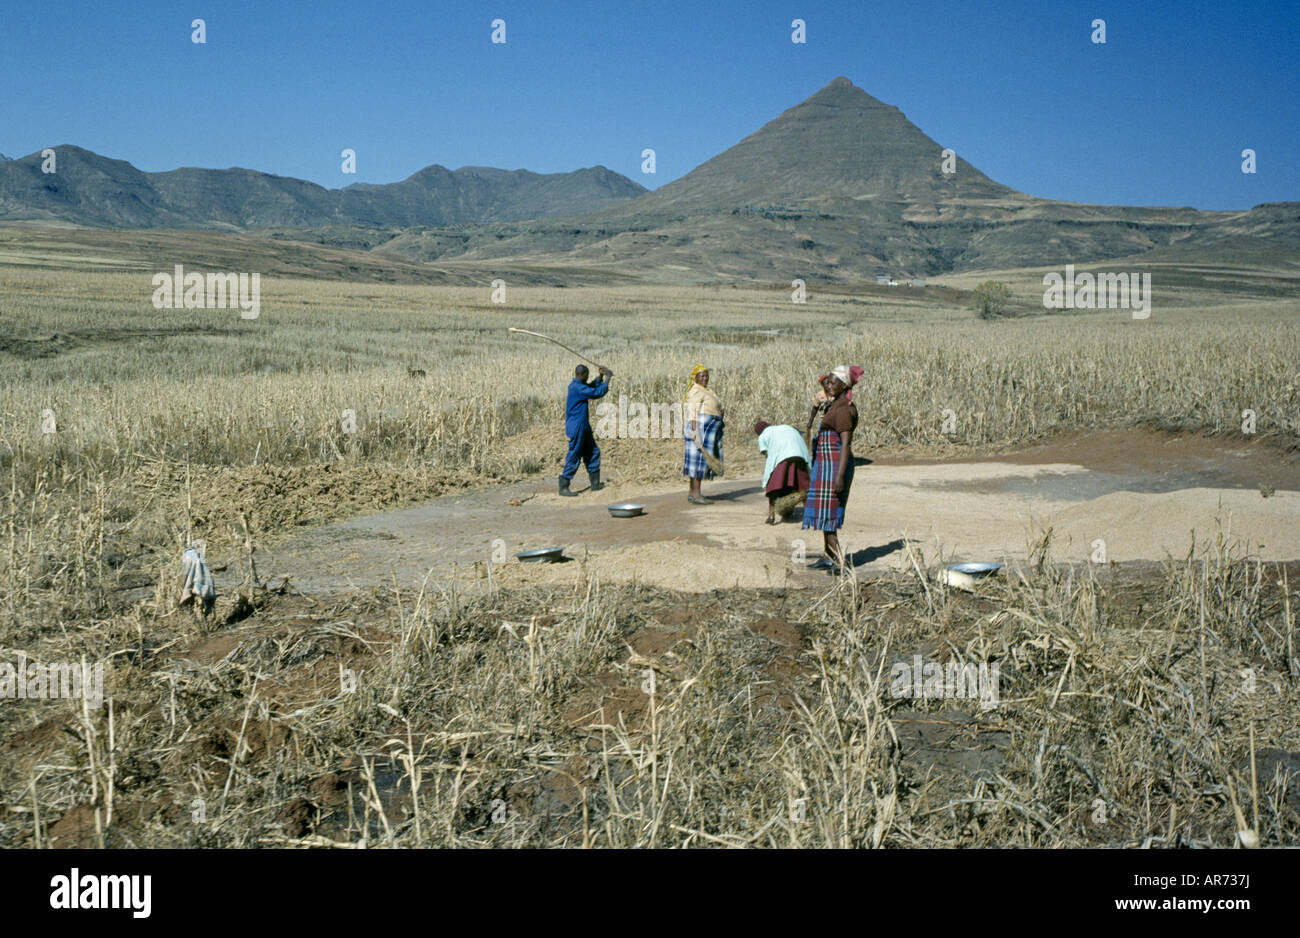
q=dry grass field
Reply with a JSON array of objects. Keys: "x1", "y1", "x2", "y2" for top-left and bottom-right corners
[{"x1": 2, "y1": 261, "x2": 1299, "y2": 847}]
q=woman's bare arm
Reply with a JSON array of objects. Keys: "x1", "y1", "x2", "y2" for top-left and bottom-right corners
[{"x1": 834, "y1": 430, "x2": 851, "y2": 491}]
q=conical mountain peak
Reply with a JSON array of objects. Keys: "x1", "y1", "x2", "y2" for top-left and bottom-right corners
[
  {"x1": 803, "y1": 75, "x2": 887, "y2": 106},
  {"x1": 612, "y1": 78, "x2": 1012, "y2": 214}
]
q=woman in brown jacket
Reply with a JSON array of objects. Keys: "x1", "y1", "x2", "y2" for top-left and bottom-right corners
[{"x1": 802, "y1": 365, "x2": 860, "y2": 570}]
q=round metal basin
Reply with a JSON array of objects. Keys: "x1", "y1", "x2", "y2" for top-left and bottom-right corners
[
  {"x1": 516, "y1": 547, "x2": 565, "y2": 563},
  {"x1": 945, "y1": 561, "x2": 1002, "y2": 577}
]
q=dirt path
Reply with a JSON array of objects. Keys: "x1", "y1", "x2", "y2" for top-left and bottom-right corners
[{"x1": 266, "y1": 429, "x2": 1300, "y2": 594}]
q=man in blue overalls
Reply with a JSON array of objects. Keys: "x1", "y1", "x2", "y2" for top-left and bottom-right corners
[{"x1": 560, "y1": 363, "x2": 611, "y2": 496}]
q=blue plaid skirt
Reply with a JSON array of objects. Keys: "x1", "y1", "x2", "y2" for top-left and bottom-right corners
[
  {"x1": 801, "y1": 429, "x2": 854, "y2": 532},
  {"x1": 683, "y1": 414, "x2": 723, "y2": 479}
]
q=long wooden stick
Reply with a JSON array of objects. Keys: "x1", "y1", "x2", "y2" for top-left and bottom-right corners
[{"x1": 507, "y1": 327, "x2": 607, "y2": 371}]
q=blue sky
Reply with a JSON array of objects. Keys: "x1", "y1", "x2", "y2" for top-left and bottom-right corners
[{"x1": 1, "y1": 0, "x2": 1295, "y2": 209}]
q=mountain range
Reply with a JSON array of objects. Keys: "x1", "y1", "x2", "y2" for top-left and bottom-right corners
[
  {"x1": 0, "y1": 148, "x2": 645, "y2": 230},
  {"x1": 2, "y1": 77, "x2": 1296, "y2": 280}
]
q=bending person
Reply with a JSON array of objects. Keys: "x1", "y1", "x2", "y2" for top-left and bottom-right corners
[{"x1": 754, "y1": 420, "x2": 811, "y2": 524}]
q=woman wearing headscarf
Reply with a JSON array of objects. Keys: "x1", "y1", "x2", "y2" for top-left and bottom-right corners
[
  {"x1": 810, "y1": 364, "x2": 864, "y2": 409},
  {"x1": 753, "y1": 420, "x2": 811, "y2": 524},
  {"x1": 683, "y1": 364, "x2": 724, "y2": 504},
  {"x1": 802, "y1": 365, "x2": 860, "y2": 569}
]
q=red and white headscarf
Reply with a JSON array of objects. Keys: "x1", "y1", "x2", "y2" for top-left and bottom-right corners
[{"x1": 819, "y1": 364, "x2": 864, "y2": 402}]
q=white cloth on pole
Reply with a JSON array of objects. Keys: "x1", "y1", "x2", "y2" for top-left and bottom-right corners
[{"x1": 181, "y1": 547, "x2": 216, "y2": 610}]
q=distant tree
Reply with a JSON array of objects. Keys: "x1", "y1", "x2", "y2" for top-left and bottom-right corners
[{"x1": 972, "y1": 280, "x2": 1012, "y2": 319}]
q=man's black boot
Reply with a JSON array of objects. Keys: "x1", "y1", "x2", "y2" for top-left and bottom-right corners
[
  {"x1": 559, "y1": 475, "x2": 578, "y2": 497},
  {"x1": 588, "y1": 470, "x2": 604, "y2": 492}
]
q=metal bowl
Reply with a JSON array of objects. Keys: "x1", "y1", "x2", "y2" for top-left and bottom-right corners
[
  {"x1": 608, "y1": 503, "x2": 646, "y2": 518},
  {"x1": 945, "y1": 561, "x2": 1002, "y2": 577},
  {"x1": 516, "y1": 547, "x2": 566, "y2": 563}
]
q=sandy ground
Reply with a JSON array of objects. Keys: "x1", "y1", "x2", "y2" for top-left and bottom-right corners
[{"x1": 267, "y1": 430, "x2": 1300, "y2": 594}]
